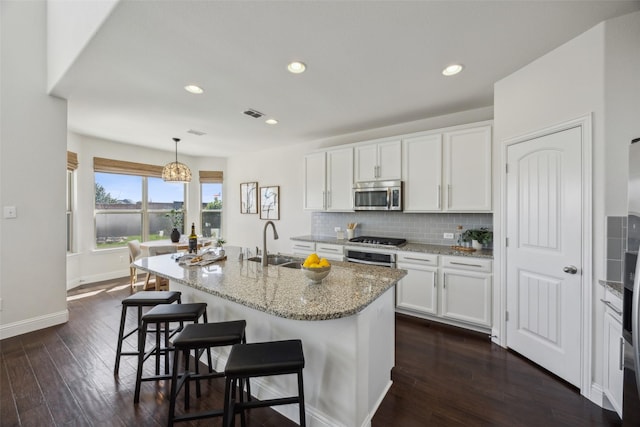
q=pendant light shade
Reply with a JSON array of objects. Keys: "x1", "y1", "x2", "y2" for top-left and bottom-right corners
[{"x1": 162, "y1": 138, "x2": 192, "y2": 183}]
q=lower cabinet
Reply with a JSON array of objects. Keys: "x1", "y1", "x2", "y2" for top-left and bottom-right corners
[
  {"x1": 396, "y1": 253, "x2": 492, "y2": 330},
  {"x1": 316, "y1": 243, "x2": 345, "y2": 261},
  {"x1": 291, "y1": 241, "x2": 315, "y2": 258},
  {"x1": 602, "y1": 292, "x2": 623, "y2": 418},
  {"x1": 396, "y1": 252, "x2": 438, "y2": 315}
]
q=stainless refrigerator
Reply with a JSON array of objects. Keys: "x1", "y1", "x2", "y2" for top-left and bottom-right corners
[{"x1": 623, "y1": 137, "x2": 640, "y2": 425}]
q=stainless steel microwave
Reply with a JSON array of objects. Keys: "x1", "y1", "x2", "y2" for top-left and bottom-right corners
[{"x1": 353, "y1": 180, "x2": 402, "y2": 211}]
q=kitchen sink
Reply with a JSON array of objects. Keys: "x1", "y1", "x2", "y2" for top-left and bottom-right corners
[
  {"x1": 247, "y1": 255, "x2": 300, "y2": 266},
  {"x1": 280, "y1": 262, "x2": 302, "y2": 269}
]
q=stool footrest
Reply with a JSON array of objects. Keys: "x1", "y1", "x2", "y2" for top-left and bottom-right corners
[
  {"x1": 173, "y1": 409, "x2": 224, "y2": 423},
  {"x1": 235, "y1": 396, "x2": 300, "y2": 411}
]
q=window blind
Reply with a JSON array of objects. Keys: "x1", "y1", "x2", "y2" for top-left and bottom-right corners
[
  {"x1": 199, "y1": 170, "x2": 223, "y2": 183},
  {"x1": 93, "y1": 157, "x2": 163, "y2": 178},
  {"x1": 67, "y1": 151, "x2": 78, "y2": 171}
]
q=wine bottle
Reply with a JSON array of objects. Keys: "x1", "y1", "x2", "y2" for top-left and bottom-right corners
[{"x1": 188, "y1": 223, "x2": 198, "y2": 254}]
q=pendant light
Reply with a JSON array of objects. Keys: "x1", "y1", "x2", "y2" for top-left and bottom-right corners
[{"x1": 162, "y1": 138, "x2": 192, "y2": 183}]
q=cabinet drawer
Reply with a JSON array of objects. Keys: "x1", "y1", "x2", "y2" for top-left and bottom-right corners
[
  {"x1": 397, "y1": 251, "x2": 438, "y2": 267},
  {"x1": 316, "y1": 243, "x2": 345, "y2": 261},
  {"x1": 602, "y1": 287, "x2": 623, "y2": 318},
  {"x1": 442, "y1": 256, "x2": 492, "y2": 273},
  {"x1": 291, "y1": 241, "x2": 315, "y2": 251}
]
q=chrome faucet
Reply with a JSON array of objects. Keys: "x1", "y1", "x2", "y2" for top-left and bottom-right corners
[{"x1": 262, "y1": 221, "x2": 279, "y2": 266}]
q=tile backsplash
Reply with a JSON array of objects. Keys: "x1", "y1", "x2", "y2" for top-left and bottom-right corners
[
  {"x1": 606, "y1": 216, "x2": 627, "y2": 282},
  {"x1": 311, "y1": 212, "x2": 493, "y2": 246}
]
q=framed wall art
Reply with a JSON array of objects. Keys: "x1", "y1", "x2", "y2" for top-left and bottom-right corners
[
  {"x1": 260, "y1": 185, "x2": 279, "y2": 220},
  {"x1": 240, "y1": 182, "x2": 258, "y2": 214}
]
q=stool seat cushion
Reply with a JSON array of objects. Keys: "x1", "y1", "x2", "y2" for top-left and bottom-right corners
[
  {"x1": 122, "y1": 291, "x2": 181, "y2": 306},
  {"x1": 226, "y1": 339, "x2": 305, "y2": 377},
  {"x1": 173, "y1": 321, "x2": 247, "y2": 349},
  {"x1": 143, "y1": 302, "x2": 207, "y2": 322}
]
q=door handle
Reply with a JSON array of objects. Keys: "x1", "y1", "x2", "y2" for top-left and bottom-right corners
[{"x1": 563, "y1": 265, "x2": 578, "y2": 274}]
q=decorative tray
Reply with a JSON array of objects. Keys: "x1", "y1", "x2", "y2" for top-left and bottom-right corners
[
  {"x1": 177, "y1": 251, "x2": 227, "y2": 267},
  {"x1": 450, "y1": 246, "x2": 476, "y2": 252}
]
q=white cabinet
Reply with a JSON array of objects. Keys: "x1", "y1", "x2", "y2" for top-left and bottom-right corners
[
  {"x1": 440, "y1": 256, "x2": 492, "y2": 327},
  {"x1": 291, "y1": 241, "x2": 315, "y2": 258},
  {"x1": 396, "y1": 252, "x2": 438, "y2": 315},
  {"x1": 355, "y1": 139, "x2": 401, "y2": 182},
  {"x1": 402, "y1": 134, "x2": 442, "y2": 211},
  {"x1": 303, "y1": 147, "x2": 353, "y2": 211},
  {"x1": 602, "y1": 290, "x2": 623, "y2": 417},
  {"x1": 402, "y1": 124, "x2": 492, "y2": 212},
  {"x1": 316, "y1": 243, "x2": 345, "y2": 261},
  {"x1": 443, "y1": 125, "x2": 492, "y2": 211}
]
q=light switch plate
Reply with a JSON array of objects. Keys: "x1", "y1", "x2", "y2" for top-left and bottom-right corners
[{"x1": 3, "y1": 206, "x2": 16, "y2": 219}]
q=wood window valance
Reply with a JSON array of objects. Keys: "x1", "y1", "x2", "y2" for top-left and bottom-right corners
[
  {"x1": 67, "y1": 151, "x2": 78, "y2": 171},
  {"x1": 93, "y1": 157, "x2": 163, "y2": 178},
  {"x1": 199, "y1": 170, "x2": 224, "y2": 183}
]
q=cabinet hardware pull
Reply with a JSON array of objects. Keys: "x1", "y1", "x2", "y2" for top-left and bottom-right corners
[
  {"x1": 450, "y1": 261, "x2": 483, "y2": 268},
  {"x1": 404, "y1": 257, "x2": 433, "y2": 262},
  {"x1": 447, "y1": 184, "x2": 452, "y2": 208},
  {"x1": 600, "y1": 299, "x2": 622, "y2": 316},
  {"x1": 620, "y1": 337, "x2": 625, "y2": 371},
  {"x1": 322, "y1": 191, "x2": 326, "y2": 210},
  {"x1": 319, "y1": 248, "x2": 340, "y2": 252},
  {"x1": 437, "y1": 185, "x2": 441, "y2": 209}
]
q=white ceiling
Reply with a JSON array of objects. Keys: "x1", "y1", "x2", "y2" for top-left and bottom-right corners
[{"x1": 52, "y1": 0, "x2": 640, "y2": 157}]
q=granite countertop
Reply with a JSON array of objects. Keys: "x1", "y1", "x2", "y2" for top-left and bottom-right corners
[
  {"x1": 291, "y1": 235, "x2": 494, "y2": 259},
  {"x1": 599, "y1": 279, "x2": 623, "y2": 299},
  {"x1": 133, "y1": 246, "x2": 407, "y2": 322}
]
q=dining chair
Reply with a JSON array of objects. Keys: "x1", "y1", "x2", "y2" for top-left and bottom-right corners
[
  {"x1": 144, "y1": 245, "x2": 177, "y2": 291},
  {"x1": 127, "y1": 240, "x2": 145, "y2": 290}
]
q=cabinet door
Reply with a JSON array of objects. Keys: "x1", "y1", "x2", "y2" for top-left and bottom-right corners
[
  {"x1": 355, "y1": 144, "x2": 378, "y2": 182},
  {"x1": 402, "y1": 134, "x2": 442, "y2": 211},
  {"x1": 377, "y1": 140, "x2": 402, "y2": 181},
  {"x1": 444, "y1": 126, "x2": 492, "y2": 211},
  {"x1": 441, "y1": 269, "x2": 492, "y2": 327},
  {"x1": 396, "y1": 262, "x2": 438, "y2": 315},
  {"x1": 603, "y1": 310, "x2": 623, "y2": 417},
  {"x1": 303, "y1": 152, "x2": 326, "y2": 210},
  {"x1": 326, "y1": 147, "x2": 353, "y2": 211}
]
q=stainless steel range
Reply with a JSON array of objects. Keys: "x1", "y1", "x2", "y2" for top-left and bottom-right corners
[{"x1": 345, "y1": 236, "x2": 407, "y2": 268}]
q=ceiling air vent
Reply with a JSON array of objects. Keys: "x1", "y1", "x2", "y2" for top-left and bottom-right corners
[
  {"x1": 187, "y1": 129, "x2": 206, "y2": 136},
  {"x1": 243, "y1": 109, "x2": 264, "y2": 119}
]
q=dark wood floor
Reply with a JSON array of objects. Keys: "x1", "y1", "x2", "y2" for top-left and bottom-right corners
[{"x1": 1, "y1": 276, "x2": 622, "y2": 427}]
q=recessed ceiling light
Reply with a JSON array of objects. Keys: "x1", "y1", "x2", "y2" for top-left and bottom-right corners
[
  {"x1": 265, "y1": 119, "x2": 278, "y2": 125},
  {"x1": 184, "y1": 84, "x2": 204, "y2": 94},
  {"x1": 287, "y1": 61, "x2": 306, "y2": 74},
  {"x1": 442, "y1": 64, "x2": 464, "y2": 76}
]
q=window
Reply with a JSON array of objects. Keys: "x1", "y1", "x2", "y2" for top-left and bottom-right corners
[
  {"x1": 200, "y1": 171, "x2": 223, "y2": 239},
  {"x1": 67, "y1": 151, "x2": 78, "y2": 252},
  {"x1": 94, "y1": 158, "x2": 185, "y2": 249}
]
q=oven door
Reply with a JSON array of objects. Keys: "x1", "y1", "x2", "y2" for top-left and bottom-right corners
[{"x1": 345, "y1": 247, "x2": 396, "y2": 268}]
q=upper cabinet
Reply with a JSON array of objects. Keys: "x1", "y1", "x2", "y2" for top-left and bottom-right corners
[
  {"x1": 304, "y1": 147, "x2": 353, "y2": 211},
  {"x1": 443, "y1": 125, "x2": 492, "y2": 211},
  {"x1": 355, "y1": 139, "x2": 402, "y2": 182},
  {"x1": 403, "y1": 123, "x2": 492, "y2": 212}
]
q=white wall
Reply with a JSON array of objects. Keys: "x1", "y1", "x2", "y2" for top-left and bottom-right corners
[
  {"x1": 493, "y1": 10, "x2": 640, "y2": 403},
  {"x1": 47, "y1": 0, "x2": 119, "y2": 92},
  {"x1": 1, "y1": 1, "x2": 68, "y2": 339},
  {"x1": 66, "y1": 132, "x2": 226, "y2": 288}
]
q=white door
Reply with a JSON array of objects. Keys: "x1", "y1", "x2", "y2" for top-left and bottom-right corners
[{"x1": 506, "y1": 126, "x2": 583, "y2": 387}]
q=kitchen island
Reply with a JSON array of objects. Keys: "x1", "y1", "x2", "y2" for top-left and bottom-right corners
[{"x1": 133, "y1": 247, "x2": 406, "y2": 427}]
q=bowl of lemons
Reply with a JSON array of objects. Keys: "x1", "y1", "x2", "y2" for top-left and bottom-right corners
[{"x1": 301, "y1": 253, "x2": 331, "y2": 283}]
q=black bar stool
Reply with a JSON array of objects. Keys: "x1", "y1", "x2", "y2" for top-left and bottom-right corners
[
  {"x1": 168, "y1": 320, "x2": 248, "y2": 426},
  {"x1": 223, "y1": 339, "x2": 306, "y2": 427},
  {"x1": 114, "y1": 291, "x2": 181, "y2": 375},
  {"x1": 133, "y1": 302, "x2": 209, "y2": 403}
]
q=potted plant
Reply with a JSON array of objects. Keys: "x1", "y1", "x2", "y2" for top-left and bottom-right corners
[
  {"x1": 165, "y1": 209, "x2": 183, "y2": 243},
  {"x1": 216, "y1": 237, "x2": 226, "y2": 248},
  {"x1": 461, "y1": 227, "x2": 493, "y2": 250}
]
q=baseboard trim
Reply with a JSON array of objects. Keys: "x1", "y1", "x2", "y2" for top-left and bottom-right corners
[{"x1": 0, "y1": 309, "x2": 69, "y2": 340}]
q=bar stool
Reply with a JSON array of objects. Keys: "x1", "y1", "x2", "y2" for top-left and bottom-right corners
[
  {"x1": 223, "y1": 339, "x2": 306, "y2": 427},
  {"x1": 133, "y1": 302, "x2": 209, "y2": 403},
  {"x1": 167, "y1": 320, "x2": 248, "y2": 426},
  {"x1": 114, "y1": 291, "x2": 181, "y2": 375}
]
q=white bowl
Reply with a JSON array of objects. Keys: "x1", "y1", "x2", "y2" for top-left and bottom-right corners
[{"x1": 301, "y1": 265, "x2": 331, "y2": 283}]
